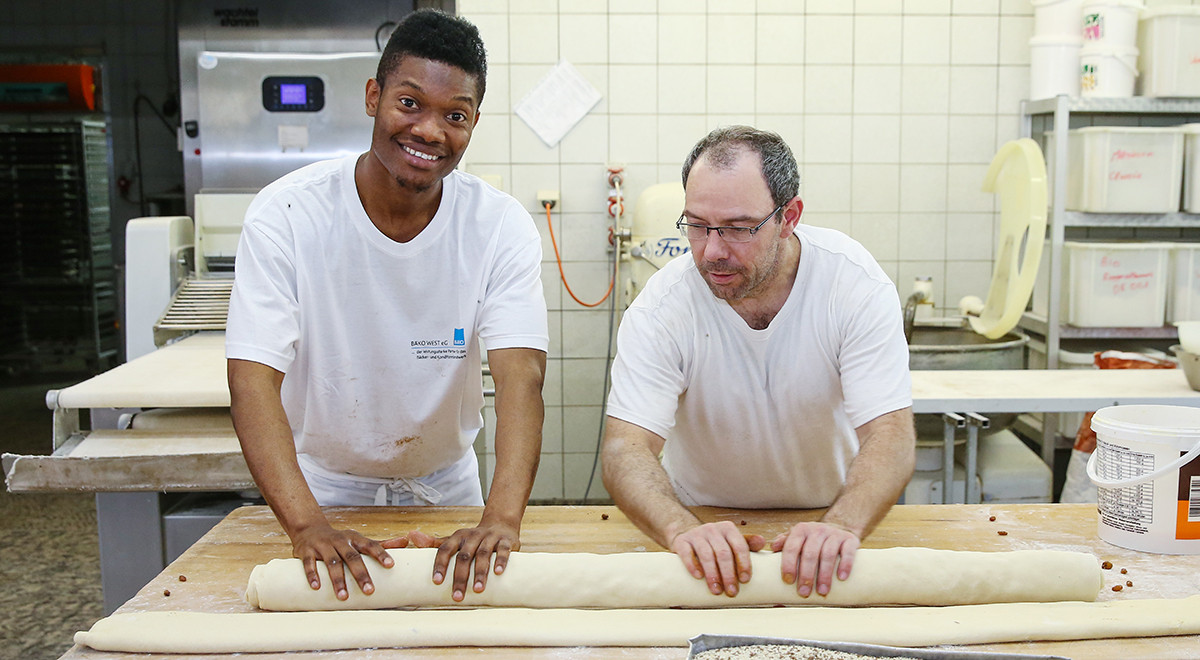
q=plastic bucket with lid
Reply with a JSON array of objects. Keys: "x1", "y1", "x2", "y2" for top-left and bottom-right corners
[
  {"x1": 1082, "y1": 0, "x2": 1144, "y2": 47},
  {"x1": 1080, "y1": 43, "x2": 1139, "y2": 97},
  {"x1": 1032, "y1": 0, "x2": 1084, "y2": 36},
  {"x1": 1086, "y1": 404, "x2": 1200, "y2": 554},
  {"x1": 1030, "y1": 35, "x2": 1083, "y2": 99}
]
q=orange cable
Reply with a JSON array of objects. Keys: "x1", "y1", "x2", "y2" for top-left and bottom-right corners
[{"x1": 545, "y1": 202, "x2": 614, "y2": 308}]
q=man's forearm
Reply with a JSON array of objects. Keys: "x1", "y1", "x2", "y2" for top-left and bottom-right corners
[
  {"x1": 486, "y1": 403, "x2": 540, "y2": 526},
  {"x1": 228, "y1": 359, "x2": 327, "y2": 539},
  {"x1": 601, "y1": 419, "x2": 700, "y2": 549},
  {"x1": 822, "y1": 409, "x2": 916, "y2": 538},
  {"x1": 484, "y1": 349, "x2": 546, "y2": 527}
]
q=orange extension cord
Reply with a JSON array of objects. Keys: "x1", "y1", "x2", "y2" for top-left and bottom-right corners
[{"x1": 544, "y1": 202, "x2": 614, "y2": 308}]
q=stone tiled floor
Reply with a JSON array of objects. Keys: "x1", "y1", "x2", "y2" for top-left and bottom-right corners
[{"x1": 0, "y1": 378, "x2": 103, "y2": 660}]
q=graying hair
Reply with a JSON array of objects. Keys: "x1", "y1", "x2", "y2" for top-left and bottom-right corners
[{"x1": 680, "y1": 125, "x2": 800, "y2": 210}]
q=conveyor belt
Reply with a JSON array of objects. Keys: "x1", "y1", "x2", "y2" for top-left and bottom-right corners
[{"x1": 54, "y1": 331, "x2": 228, "y2": 409}]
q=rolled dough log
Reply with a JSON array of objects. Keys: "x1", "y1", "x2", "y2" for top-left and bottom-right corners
[
  {"x1": 76, "y1": 595, "x2": 1200, "y2": 653},
  {"x1": 245, "y1": 547, "x2": 1101, "y2": 610}
]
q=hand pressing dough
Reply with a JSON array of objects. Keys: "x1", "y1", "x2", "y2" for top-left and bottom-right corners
[
  {"x1": 76, "y1": 595, "x2": 1200, "y2": 653},
  {"x1": 245, "y1": 547, "x2": 1101, "y2": 611}
]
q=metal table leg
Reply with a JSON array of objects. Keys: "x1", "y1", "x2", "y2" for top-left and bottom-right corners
[
  {"x1": 941, "y1": 412, "x2": 965, "y2": 504},
  {"x1": 96, "y1": 492, "x2": 165, "y2": 614},
  {"x1": 964, "y1": 413, "x2": 990, "y2": 504}
]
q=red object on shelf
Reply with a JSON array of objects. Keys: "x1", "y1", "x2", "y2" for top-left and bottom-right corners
[{"x1": 0, "y1": 64, "x2": 97, "y2": 111}]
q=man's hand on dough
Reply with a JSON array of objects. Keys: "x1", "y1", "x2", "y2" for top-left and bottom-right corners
[
  {"x1": 291, "y1": 523, "x2": 396, "y2": 601},
  {"x1": 771, "y1": 521, "x2": 860, "y2": 597},
  {"x1": 669, "y1": 522, "x2": 765, "y2": 598},
  {"x1": 430, "y1": 520, "x2": 521, "y2": 602}
]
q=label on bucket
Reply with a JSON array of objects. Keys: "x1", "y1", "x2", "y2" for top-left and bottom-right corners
[
  {"x1": 1180, "y1": 456, "x2": 1200, "y2": 539},
  {"x1": 1095, "y1": 440, "x2": 1157, "y2": 534},
  {"x1": 1095, "y1": 438, "x2": 1200, "y2": 552}
]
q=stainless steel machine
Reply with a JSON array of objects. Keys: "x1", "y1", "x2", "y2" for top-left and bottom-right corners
[
  {"x1": 4, "y1": 0, "x2": 426, "y2": 614},
  {"x1": 178, "y1": 0, "x2": 417, "y2": 213}
]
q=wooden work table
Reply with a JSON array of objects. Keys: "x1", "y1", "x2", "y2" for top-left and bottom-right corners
[{"x1": 61, "y1": 503, "x2": 1200, "y2": 659}]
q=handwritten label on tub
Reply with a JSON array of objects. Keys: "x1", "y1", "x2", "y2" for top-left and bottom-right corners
[
  {"x1": 1109, "y1": 149, "x2": 1154, "y2": 181},
  {"x1": 1099, "y1": 255, "x2": 1155, "y2": 296}
]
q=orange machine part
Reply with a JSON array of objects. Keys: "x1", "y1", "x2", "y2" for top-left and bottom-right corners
[{"x1": 0, "y1": 64, "x2": 96, "y2": 111}]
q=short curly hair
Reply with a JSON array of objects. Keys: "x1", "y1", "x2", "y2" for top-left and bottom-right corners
[{"x1": 376, "y1": 9, "x2": 488, "y2": 107}]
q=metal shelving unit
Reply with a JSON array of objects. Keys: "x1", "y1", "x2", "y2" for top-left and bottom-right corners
[
  {"x1": 1018, "y1": 95, "x2": 1200, "y2": 455},
  {"x1": 0, "y1": 120, "x2": 119, "y2": 375}
]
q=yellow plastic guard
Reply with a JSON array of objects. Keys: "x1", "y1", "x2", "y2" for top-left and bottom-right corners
[{"x1": 969, "y1": 138, "x2": 1048, "y2": 339}]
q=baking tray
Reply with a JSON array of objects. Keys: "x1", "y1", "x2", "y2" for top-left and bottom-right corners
[{"x1": 687, "y1": 635, "x2": 1069, "y2": 659}]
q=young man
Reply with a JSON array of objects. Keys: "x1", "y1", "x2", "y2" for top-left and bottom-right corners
[
  {"x1": 603, "y1": 126, "x2": 915, "y2": 602},
  {"x1": 226, "y1": 9, "x2": 547, "y2": 604}
]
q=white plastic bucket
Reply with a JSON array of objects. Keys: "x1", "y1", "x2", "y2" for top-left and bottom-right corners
[
  {"x1": 1032, "y1": 0, "x2": 1084, "y2": 36},
  {"x1": 1030, "y1": 35, "x2": 1083, "y2": 99},
  {"x1": 1082, "y1": 0, "x2": 1143, "y2": 47},
  {"x1": 1086, "y1": 405, "x2": 1200, "y2": 554},
  {"x1": 1080, "y1": 43, "x2": 1139, "y2": 97}
]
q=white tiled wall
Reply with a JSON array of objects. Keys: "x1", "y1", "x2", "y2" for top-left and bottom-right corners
[
  {"x1": 461, "y1": 0, "x2": 1043, "y2": 502},
  {"x1": 466, "y1": 0, "x2": 1200, "y2": 503}
]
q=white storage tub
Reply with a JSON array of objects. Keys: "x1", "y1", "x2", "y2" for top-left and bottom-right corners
[
  {"x1": 1137, "y1": 6, "x2": 1200, "y2": 98},
  {"x1": 1170, "y1": 243, "x2": 1200, "y2": 322},
  {"x1": 1063, "y1": 241, "x2": 1171, "y2": 327},
  {"x1": 1046, "y1": 127, "x2": 1184, "y2": 213},
  {"x1": 1043, "y1": 129, "x2": 1089, "y2": 210},
  {"x1": 1185, "y1": 123, "x2": 1200, "y2": 214}
]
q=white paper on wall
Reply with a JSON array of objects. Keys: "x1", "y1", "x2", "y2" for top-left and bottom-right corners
[{"x1": 513, "y1": 59, "x2": 602, "y2": 148}]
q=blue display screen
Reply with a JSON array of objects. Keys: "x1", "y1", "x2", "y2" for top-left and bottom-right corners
[{"x1": 279, "y1": 83, "x2": 306, "y2": 105}]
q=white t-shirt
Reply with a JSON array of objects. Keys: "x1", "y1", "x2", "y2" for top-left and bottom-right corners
[
  {"x1": 226, "y1": 156, "x2": 548, "y2": 480},
  {"x1": 606, "y1": 224, "x2": 911, "y2": 509}
]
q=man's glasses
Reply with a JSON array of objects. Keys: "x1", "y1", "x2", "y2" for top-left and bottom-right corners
[{"x1": 676, "y1": 205, "x2": 783, "y2": 243}]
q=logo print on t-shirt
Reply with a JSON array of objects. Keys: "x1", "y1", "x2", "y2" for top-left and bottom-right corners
[{"x1": 410, "y1": 330, "x2": 468, "y2": 361}]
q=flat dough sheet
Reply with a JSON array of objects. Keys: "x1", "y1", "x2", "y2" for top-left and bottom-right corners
[
  {"x1": 76, "y1": 596, "x2": 1200, "y2": 653},
  {"x1": 246, "y1": 547, "x2": 1102, "y2": 610}
]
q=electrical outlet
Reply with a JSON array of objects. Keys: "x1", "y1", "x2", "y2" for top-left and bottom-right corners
[{"x1": 537, "y1": 190, "x2": 560, "y2": 209}]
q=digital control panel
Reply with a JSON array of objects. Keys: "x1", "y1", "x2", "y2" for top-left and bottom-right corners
[{"x1": 261, "y1": 76, "x2": 325, "y2": 112}]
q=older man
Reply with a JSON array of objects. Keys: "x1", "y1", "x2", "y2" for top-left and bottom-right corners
[{"x1": 602, "y1": 126, "x2": 915, "y2": 602}]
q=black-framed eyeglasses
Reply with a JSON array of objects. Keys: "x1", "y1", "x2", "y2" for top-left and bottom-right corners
[{"x1": 676, "y1": 205, "x2": 783, "y2": 243}]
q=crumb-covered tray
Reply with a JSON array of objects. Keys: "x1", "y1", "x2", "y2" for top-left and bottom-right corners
[{"x1": 687, "y1": 634, "x2": 1070, "y2": 660}]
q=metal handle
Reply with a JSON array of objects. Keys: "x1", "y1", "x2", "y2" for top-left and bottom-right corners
[{"x1": 1086, "y1": 439, "x2": 1200, "y2": 488}]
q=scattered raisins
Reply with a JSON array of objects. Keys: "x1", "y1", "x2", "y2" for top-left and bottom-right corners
[
  {"x1": 989, "y1": 516, "x2": 996, "y2": 522},
  {"x1": 178, "y1": 575, "x2": 187, "y2": 582},
  {"x1": 1102, "y1": 561, "x2": 1113, "y2": 570},
  {"x1": 163, "y1": 589, "x2": 171, "y2": 597},
  {"x1": 600, "y1": 513, "x2": 609, "y2": 520},
  {"x1": 740, "y1": 520, "x2": 747, "y2": 526},
  {"x1": 1112, "y1": 585, "x2": 1123, "y2": 592},
  {"x1": 1126, "y1": 580, "x2": 1133, "y2": 587},
  {"x1": 997, "y1": 530, "x2": 1008, "y2": 536},
  {"x1": 1120, "y1": 568, "x2": 1127, "y2": 574}
]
